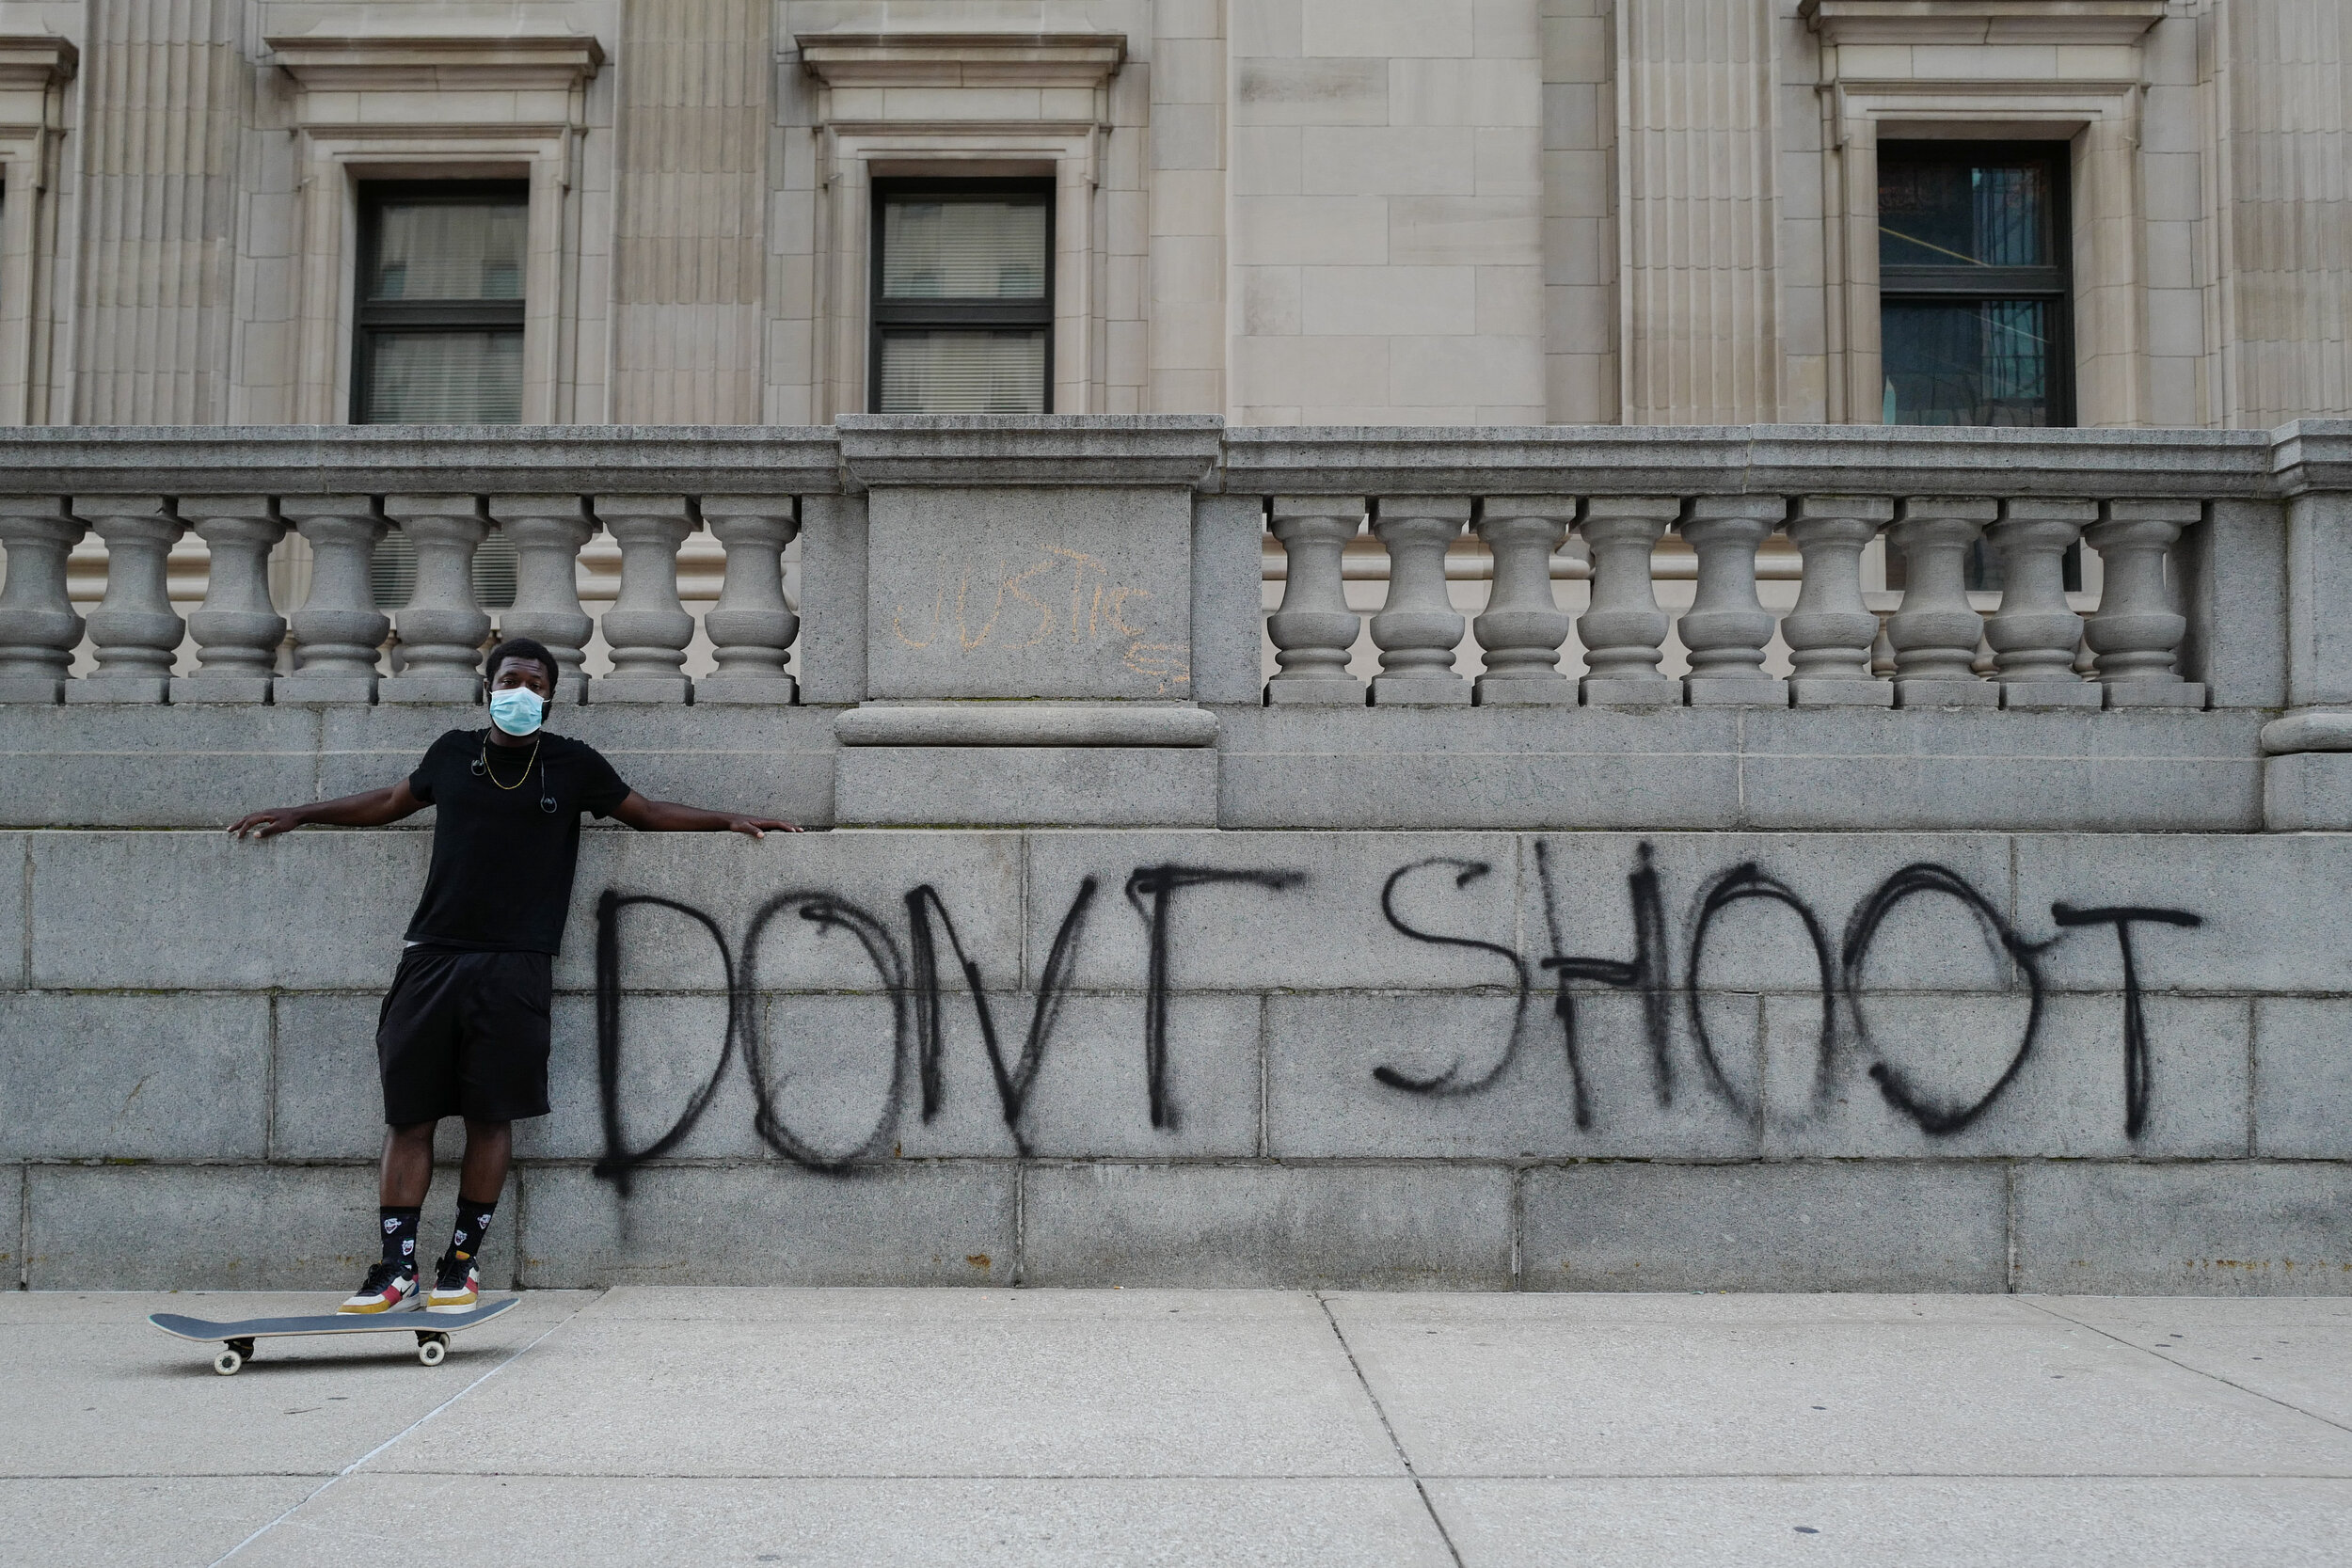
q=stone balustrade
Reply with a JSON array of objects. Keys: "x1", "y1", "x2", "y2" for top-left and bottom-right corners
[{"x1": 0, "y1": 419, "x2": 2344, "y2": 722}]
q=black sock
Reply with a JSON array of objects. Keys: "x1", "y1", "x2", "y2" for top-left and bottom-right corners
[
  {"x1": 445, "y1": 1198, "x2": 496, "y2": 1264},
  {"x1": 380, "y1": 1206, "x2": 421, "y2": 1273}
]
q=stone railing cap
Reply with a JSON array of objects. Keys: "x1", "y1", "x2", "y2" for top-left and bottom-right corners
[{"x1": 837, "y1": 415, "x2": 1223, "y2": 488}]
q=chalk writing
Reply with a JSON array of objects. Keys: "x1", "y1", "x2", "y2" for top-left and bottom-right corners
[{"x1": 888, "y1": 545, "x2": 1190, "y2": 692}]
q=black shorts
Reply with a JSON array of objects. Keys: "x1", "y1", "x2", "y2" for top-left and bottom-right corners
[{"x1": 375, "y1": 947, "x2": 553, "y2": 1125}]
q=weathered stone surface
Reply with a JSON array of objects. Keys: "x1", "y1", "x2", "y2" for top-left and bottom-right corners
[
  {"x1": 0, "y1": 832, "x2": 22, "y2": 990},
  {"x1": 555, "y1": 829, "x2": 1024, "y2": 992},
  {"x1": 2012, "y1": 1162, "x2": 2352, "y2": 1294},
  {"x1": 2014, "y1": 832, "x2": 2352, "y2": 994},
  {"x1": 0, "y1": 993, "x2": 270, "y2": 1159},
  {"x1": 836, "y1": 746, "x2": 1218, "y2": 827},
  {"x1": 1027, "y1": 830, "x2": 1520, "y2": 993},
  {"x1": 2253, "y1": 998, "x2": 2352, "y2": 1157},
  {"x1": 1520, "y1": 1162, "x2": 2010, "y2": 1291},
  {"x1": 1191, "y1": 494, "x2": 1269, "y2": 705},
  {"x1": 1265, "y1": 992, "x2": 1757, "y2": 1160},
  {"x1": 30, "y1": 831, "x2": 426, "y2": 990},
  {"x1": 2264, "y1": 752, "x2": 2352, "y2": 831},
  {"x1": 24, "y1": 1164, "x2": 517, "y2": 1291},
  {"x1": 0, "y1": 705, "x2": 325, "y2": 828},
  {"x1": 515, "y1": 1163, "x2": 1017, "y2": 1288},
  {"x1": 835, "y1": 704, "x2": 1217, "y2": 747},
  {"x1": 272, "y1": 991, "x2": 473, "y2": 1162},
  {"x1": 1760, "y1": 993, "x2": 2251, "y2": 1159},
  {"x1": 866, "y1": 485, "x2": 1195, "y2": 702},
  {"x1": 1023, "y1": 1163, "x2": 1514, "y2": 1289}
]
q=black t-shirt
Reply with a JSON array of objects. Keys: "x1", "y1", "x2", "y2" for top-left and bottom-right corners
[{"x1": 403, "y1": 729, "x2": 632, "y2": 955}]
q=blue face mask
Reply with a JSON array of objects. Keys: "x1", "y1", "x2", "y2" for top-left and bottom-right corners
[{"x1": 487, "y1": 686, "x2": 546, "y2": 737}]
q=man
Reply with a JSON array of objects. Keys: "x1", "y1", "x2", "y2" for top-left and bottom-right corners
[{"x1": 229, "y1": 638, "x2": 797, "y2": 1314}]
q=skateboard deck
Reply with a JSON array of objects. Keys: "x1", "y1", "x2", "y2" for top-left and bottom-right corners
[{"x1": 150, "y1": 1296, "x2": 517, "y2": 1374}]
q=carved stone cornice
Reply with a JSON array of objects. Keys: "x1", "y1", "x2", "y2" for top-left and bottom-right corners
[
  {"x1": 1800, "y1": 1, "x2": 2167, "y2": 46},
  {"x1": 794, "y1": 31, "x2": 1126, "y2": 90},
  {"x1": 0, "y1": 34, "x2": 77, "y2": 90},
  {"x1": 264, "y1": 31, "x2": 606, "y2": 92}
]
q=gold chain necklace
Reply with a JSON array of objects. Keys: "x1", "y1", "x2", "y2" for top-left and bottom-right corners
[{"x1": 480, "y1": 733, "x2": 541, "y2": 791}]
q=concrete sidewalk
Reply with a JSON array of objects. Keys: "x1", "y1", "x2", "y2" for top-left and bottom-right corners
[{"x1": 7, "y1": 1290, "x2": 2348, "y2": 1568}]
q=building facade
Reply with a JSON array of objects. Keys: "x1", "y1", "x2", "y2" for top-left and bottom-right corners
[{"x1": 0, "y1": 0, "x2": 2341, "y2": 433}]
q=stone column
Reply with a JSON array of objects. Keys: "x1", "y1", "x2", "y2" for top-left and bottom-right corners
[
  {"x1": 1577, "y1": 497, "x2": 1681, "y2": 705},
  {"x1": 1987, "y1": 499, "x2": 2098, "y2": 709},
  {"x1": 1473, "y1": 496, "x2": 1576, "y2": 705},
  {"x1": 1886, "y1": 497, "x2": 1998, "y2": 707},
  {"x1": 1783, "y1": 495, "x2": 1893, "y2": 706},
  {"x1": 1265, "y1": 497, "x2": 1365, "y2": 705},
  {"x1": 489, "y1": 495, "x2": 596, "y2": 703},
  {"x1": 1678, "y1": 496, "x2": 1786, "y2": 705},
  {"x1": 697, "y1": 498, "x2": 801, "y2": 705},
  {"x1": 2088, "y1": 499, "x2": 2204, "y2": 707},
  {"x1": 1369, "y1": 496, "x2": 1470, "y2": 705},
  {"x1": 277, "y1": 498, "x2": 389, "y2": 704},
  {"x1": 0, "y1": 498, "x2": 87, "y2": 703},
  {"x1": 594, "y1": 495, "x2": 697, "y2": 703},
  {"x1": 64, "y1": 496, "x2": 185, "y2": 704},
  {"x1": 172, "y1": 498, "x2": 288, "y2": 705},
  {"x1": 378, "y1": 497, "x2": 491, "y2": 705}
]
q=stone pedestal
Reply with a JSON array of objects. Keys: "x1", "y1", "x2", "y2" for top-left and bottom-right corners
[{"x1": 833, "y1": 417, "x2": 1223, "y2": 827}]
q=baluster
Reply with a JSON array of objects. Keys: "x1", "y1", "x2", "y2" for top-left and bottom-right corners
[
  {"x1": 1473, "y1": 495, "x2": 1576, "y2": 704},
  {"x1": 378, "y1": 497, "x2": 490, "y2": 704},
  {"x1": 489, "y1": 495, "x2": 595, "y2": 703},
  {"x1": 2087, "y1": 499, "x2": 2205, "y2": 707},
  {"x1": 172, "y1": 498, "x2": 288, "y2": 704},
  {"x1": 696, "y1": 498, "x2": 801, "y2": 704},
  {"x1": 1784, "y1": 495, "x2": 1893, "y2": 706},
  {"x1": 1369, "y1": 495, "x2": 1470, "y2": 705},
  {"x1": 276, "y1": 498, "x2": 389, "y2": 703},
  {"x1": 1885, "y1": 497, "x2": 1998, "y2": 707},
  {"x1": 595, "y1": 495, "x2": 697, "y2": 703},
  {"x1": 0, "y1": 498, "x2": 87, "y2": 703},
  {"x1": 1987, "y1": 499, "x2": 2098, "y2": 709},
  {"x1": 64, "y1": 496, "x2": 185, "y2": 704},
  {"x1": 1265, "y1": 496, "x2": 1365, "y2": 705},
  {"x1": 1576, "y1": 496, "x2": 1680, "y2": 705},
  {"x1": 1678, "y1": 496, "x2": 1787, "y2": 705}
]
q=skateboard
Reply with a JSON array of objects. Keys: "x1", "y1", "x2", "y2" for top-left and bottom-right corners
[{"x1": 149, "y1": 1296, "x2": 518, "y2": 1375}]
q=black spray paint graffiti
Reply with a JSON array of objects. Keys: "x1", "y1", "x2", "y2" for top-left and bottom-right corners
[
  {"x1": 593, "y1": 843, "x2": 2201, "y2": 1186},
  {"x1": 1374, "y1": 846, "x2": 2203, "y2": 1140},
  {"x1": 592, "y1": 865, "x2": 1304, "y2": 1188}
]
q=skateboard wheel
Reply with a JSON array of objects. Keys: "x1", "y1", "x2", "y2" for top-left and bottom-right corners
[
  {"x1": 213, "y1": 1348, "x2": 243, "y2": 1376},
  {"x1": 417, "y1": 1336, "x2": 447, "y2": 1367}
]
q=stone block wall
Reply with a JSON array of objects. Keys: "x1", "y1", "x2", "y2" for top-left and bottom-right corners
[{"x1": 8, "y1": 820, "x2": 2349, "y2": 1293}]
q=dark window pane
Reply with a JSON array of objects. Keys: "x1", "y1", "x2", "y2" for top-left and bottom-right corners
[
  {"x1": 368, "y1": 198, "x2": 526, "y2": 300},
  {"x1": 877, "y1": 330, "x2": 1048, "y2": 413},
  {"x1": 881, "y1": 198, "x2": 1048, "y2": 300},
  {"x1": 1882, "y1": 299, "x2": 2054, "y2": 427},
  {"x1": 1879, "y1": 159, "x2": 2050, "y2": 269}
]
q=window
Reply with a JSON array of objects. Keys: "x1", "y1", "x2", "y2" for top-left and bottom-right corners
[
  {"x1": 869, "y1": 181, "x2": 1053, "y2": 414},
  {"x1": 355, "y1": 182, "x2": 525, "y2": 608},
  {"x1": 1878, "y1": 144, "x2": 2072, "y2": 429}
]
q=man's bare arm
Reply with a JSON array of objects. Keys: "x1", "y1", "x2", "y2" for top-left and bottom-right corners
[
  {"x1": 229, "y1": 780, "x2": 427, "y2": 839},
  {"x1": 608, "y1": 791, "x2": 801, "y2": 838}
]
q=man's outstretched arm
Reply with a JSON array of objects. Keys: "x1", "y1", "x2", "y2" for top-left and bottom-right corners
[
  {"x1": 609, "y1": 792, "x2": 801, "y2": 838},
  {"x1": 229, "y1": 781, "x2": 428, "y2": 839}
]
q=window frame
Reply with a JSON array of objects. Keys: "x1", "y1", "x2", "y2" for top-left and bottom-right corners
[
  {"x1": 866, "y1": 177, "x2": 1057, "y2": 416},
  {"x1": 1876, "y1": 139, "x2": 2075, "y2": 428},
  {"x1": 349, "y1": 179, "x2": 531, "y2": 425}
]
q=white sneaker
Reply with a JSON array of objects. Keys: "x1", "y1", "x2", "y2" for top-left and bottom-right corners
[{"x1": 338, "y1": 1262, "x2": 420, "y2": 1314}]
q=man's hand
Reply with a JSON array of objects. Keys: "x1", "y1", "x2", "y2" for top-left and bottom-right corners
[
  {"x1": 726, "y1": 816, "x2": 803, "y2": 839},
  {"x1": 228, "y1": 806, "x2": 309, "y2": 839}
]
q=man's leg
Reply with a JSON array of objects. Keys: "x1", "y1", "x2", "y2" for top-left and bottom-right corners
[
  {"x1": 342, "y1": 1119, "x2": 436, "y2": 1312},
  {"x1": 427, "y1": 1118, "x2": 511, "y2": 1312}
]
